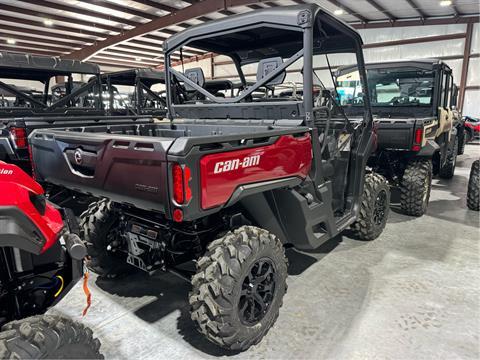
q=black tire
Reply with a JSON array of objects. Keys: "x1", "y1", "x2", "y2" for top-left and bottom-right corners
[
  {"x1": 351, "y1": 173, "x2": 390, "y2": 240},
  {"x1": 400, "y1": 159, "x2": 433, "y2": 217},
  {"x1": 439, "y1": 135, "x2": 458, "y2": 179},
  {"x1": 0, "y1": 315, "x2": 103, "y2": 359},
  {"x1": 189, "y1": 226, "x2": 288, "y2": 351},
  {"x1": 458, "y1": 131, "x2": 466, "y2": 155},
  {"x1": 80, "y1": 199, "x2": 130, "y2": 277},
  {"x1": 467, "y1": 160, "x2": 480, "y2": 211}
]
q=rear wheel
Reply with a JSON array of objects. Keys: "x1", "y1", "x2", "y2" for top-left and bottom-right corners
[
  {"x1": 351, "y1": 173, "x2": 390, "y2": 241},
  {"x1": 0, "y1": 315, "x2": 102, "y2": 359},
  {"x1": 80, "y1": 199, "x2": 130, "y2": 278},
  {"x1": 400, "y1": 159, "x2": 432, "y2": 217},
  {"x1": 439, "y1": 135, "x2": 458, "y2": 179},
  {"x1": 467, "y1": 160, "x2": 480, "y2": 211},
  {"x1": 189, "y1": 226, "x2": 288, "y2": 351}
]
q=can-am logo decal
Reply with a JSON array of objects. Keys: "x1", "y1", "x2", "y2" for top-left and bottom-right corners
[
  {"x1": 213, "y1": 155, "x2": 261, "y2": 174},
  {"x1": 0, "y1": 168, "x2": 13, "y2": 175}
]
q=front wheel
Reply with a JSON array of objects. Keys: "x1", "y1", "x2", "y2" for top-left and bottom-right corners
[
  {"x1": 189, "y1": 226, "x2": 288, "y2": 351},
  {"x1": 0, "y1": 315, "x2": 103, "y2": 359},
  {"x1": 351, "y1": 172, "x2": 390, "y2": 240}
]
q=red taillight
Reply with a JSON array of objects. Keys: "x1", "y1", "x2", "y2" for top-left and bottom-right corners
[
  {"x1": 10, "y1": 127, "x2": 27, "y2": 148},
  {"x1": 172, "y1": 164, "x2": 184, "y2": 204},
  {"x1": 412, "y1": 128, "x2": 423, "y2": 151},
  {"x1": 172, "y1": 163, "x2": 192, "y2": 205}
]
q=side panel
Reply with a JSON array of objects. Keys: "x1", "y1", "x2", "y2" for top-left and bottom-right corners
[{"x1": 199, "y1": 134, "x2": 312, "y2": 209}]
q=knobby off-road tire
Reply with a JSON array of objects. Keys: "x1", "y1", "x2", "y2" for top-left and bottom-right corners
[
  {"x1": 458, "y1": 131, "x2": 466, "y2": 155},
  {"x1": 80, "y1": 199, "x2": 130, "y2": 278},
  {"x1": 400, "y1": 159, "x2": 433, "y2": 217},
  {"x1": 189, "y1": 226, "x2": 288, "y2": 351},
  {"x1": 439, "y1": 135, "x2": 458, "y2": 179},
  {"x1": 0, "y1": 315, "x2": 103, "y2": 359},
  {"x1": 467, "y1": 160, "x2": 480, "y2": 211},
  {"x1": 351, "y1": 173, "x2": 390, "y2": 240}
]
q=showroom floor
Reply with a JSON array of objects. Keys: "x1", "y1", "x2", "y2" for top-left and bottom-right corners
[{"x1": 51, "y1": 144, "x2": 480, "y2": 360}]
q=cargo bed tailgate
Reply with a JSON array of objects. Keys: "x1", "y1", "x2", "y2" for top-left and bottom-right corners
[{"x1": 29, "y1": 129, "x2": 175, "y2": 213}]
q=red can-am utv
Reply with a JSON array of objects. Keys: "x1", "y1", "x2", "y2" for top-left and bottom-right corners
[
  {"x1": 29, "y1": 4, "x2": 390, "y2": 351},
  {"x1": 0, "y1": 161, "x2": 102, "y2": 359}
]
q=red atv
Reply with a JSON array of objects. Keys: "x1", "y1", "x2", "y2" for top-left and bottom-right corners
[{"x1": 0, "y1": 161, "x2": 102, "y2": 359}]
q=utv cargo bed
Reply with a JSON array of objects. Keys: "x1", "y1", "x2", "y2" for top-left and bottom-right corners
[{"x1": 30, "y1": 121, "x2": 309, "y2": 214}]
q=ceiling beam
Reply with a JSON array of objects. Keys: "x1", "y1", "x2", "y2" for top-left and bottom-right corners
[
  {"x1": 404, "y1": 0, "x2": 427, "y2": 19},
  {"x1": 92, "y1": 53, "x2": 159, "y2": 65},
  {"x1": 102, "y1": 49, "x2": 160, "y2": 60},
  {"x1": 353, "y1": 15, "x2": 479, "y2": 29},
  {"x1": 0, "y1": 33, "x2": 80, "y2": 49},
  {"x1": 0, "y1": 22, "x2": 97, "y2": 44},
  {"x1": 127, "y1": 0, "x2": 179, "y2": 13},
  {"x1": 364, "y1": 0, "x2": 396, "y2": 20},
  {"x1": 89, "y1": 57, "x2": 161, "y2": 68},
  {"x1": 0, "y1": 14, "x2": 108, "y2": 40},
  {"x1": 64, "y1": 0, "x2": 271, "y2": 61},
  {"x1": 16, "y1": 0, "x2": 141, "y2": 28},
  {"x1": 76, "y1": 0, "x2": 157, "y2": 20},
  {"x1": 0, "y1": 46, "x2": 60, "y2": 56},
  {"x1": 0, "y1": 3, "x2": 122, "y2": 34},
  {"x1": 325, "y1": 0, "x2": 370, "y2": 23},
  {"x1": 0, "y1": 41, "x2": 74, "y2": 53}
]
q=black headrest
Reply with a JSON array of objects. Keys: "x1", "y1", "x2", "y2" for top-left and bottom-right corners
[
  {"x1": 184, "y1": 68, "x2": 205, "y2": 91},
  {"x1": 256, "y1": 57, "x2": 286, "y2": 86}
]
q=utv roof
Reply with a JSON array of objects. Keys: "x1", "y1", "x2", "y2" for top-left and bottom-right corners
[
  {"x1": 164, "y1": 4, "x2": 362, "y2": 64},
  {"x1": 337, "y1": 59, "x2": 449, "y2": 74},
  {"x1": 0, "y1": 51, "x2": 100, "y2": 81},
  {"x1": 100, "y1": 68, "x2": 165, "y2": 86}
]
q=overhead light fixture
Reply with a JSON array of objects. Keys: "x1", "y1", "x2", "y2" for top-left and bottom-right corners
[
  {"x1": 43, "y1": 19, "x2": 54, "y2": 26},
  {"x1": 6, "y1": 39, "x2": 16, "y2": 45},
  {"x1": 439, "y1": 0, "x2": 452, "y2": 6},
  {"x1": 334, "y1": 9, "x2": 345, "y2": 16}
]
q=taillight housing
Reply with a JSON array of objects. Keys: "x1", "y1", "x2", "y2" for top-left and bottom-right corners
[
  {"x1": 412, "y1": 128, "x2": 423, "y2": 152},
  {"x1": 172, "y1": 163, "x2": 192, "y2": 205},
  {"x1": 10, "y1": 127, "x2": 27, "y2": 148}
]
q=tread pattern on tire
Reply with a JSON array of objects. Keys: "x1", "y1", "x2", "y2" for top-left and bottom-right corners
[
  {"x1": 400, "y1": 159, "x2": 432, "y2": 217},
  {"x1": 80, "y1": 199, "x2": 129, "y2": 277},
  {"x1": 189, "y1": 226, "x2": 288, "y2": 351},
  {"x1": 467, "y1": 160, "x2": 480, "y2": 211},
  {"x1": 439, "y1": 135, "x2": 458, "y2": 179},
  {"x1": 351, "y1": 172, "x2": 390, "y2": 240},
  {"x1": 0, "y1": 315, "x2": 102, "y2": 359}
]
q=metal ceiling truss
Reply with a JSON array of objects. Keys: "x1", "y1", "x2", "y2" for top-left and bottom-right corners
[{"x1": 0, "y1": 0, "x2": 477, "y2": 69}]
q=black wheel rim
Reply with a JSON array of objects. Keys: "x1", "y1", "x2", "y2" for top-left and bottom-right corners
[
  {"x1": 238, "y1": 258, "x2": 276, "y2": 325},
  {"x1": 373, "y1": 190, "x2": 387, "y2": 226}
]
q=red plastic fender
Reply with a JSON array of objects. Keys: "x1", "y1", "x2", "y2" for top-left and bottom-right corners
[
  {"x1": 200, "y1": 134, "x2": 313, "y2": 209},
  {"x1": 0, "y1": 161, "x2": 64, "y2": 253}
]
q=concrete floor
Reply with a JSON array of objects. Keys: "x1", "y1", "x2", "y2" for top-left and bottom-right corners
[{"x1": 50, "y1": 144, "x2": 480, "y2": 360}]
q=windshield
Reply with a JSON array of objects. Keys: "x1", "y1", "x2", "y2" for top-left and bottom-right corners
[{"x1": 338, "y1": 67, "x2": 434, "y2": 107}]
